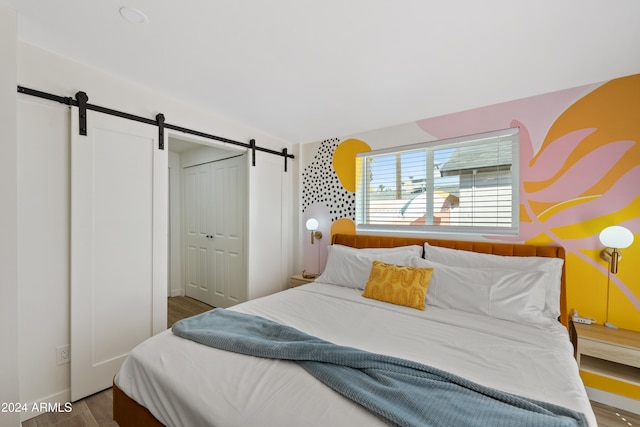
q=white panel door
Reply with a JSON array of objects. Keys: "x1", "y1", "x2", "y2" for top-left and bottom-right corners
[
  {"x1": 70, "y1": 110, "x2": 167, "y2": 401},
  {"x1": 184, "y1": 155, "x2": 246, "y2": 308},
  {"x1": 184, "y1": 163, "x2": 212, "y2": 303},
  {"x1": 210, "y1": 154, "x2": 246, "y2": 308}
]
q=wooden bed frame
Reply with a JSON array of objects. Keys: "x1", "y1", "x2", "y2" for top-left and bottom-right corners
[{"x1": 113, "y1": 233, "x2": 567, "y2": 426}]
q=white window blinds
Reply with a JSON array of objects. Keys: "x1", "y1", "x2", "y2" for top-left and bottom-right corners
[{"x1": 355, "y1": 127, "x2": 519, "y2": 235}]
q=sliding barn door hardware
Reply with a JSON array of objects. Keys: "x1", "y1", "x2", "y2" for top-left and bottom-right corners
[
  {"x1": 75, "y1": 91, "x2": 88, "y2": 136},
  {"x1": 17, "y1": 86, "x2": 74, "y2": 105},
  {"x1": 156, "y1": 114, "x2": 165, "y2": 150},
  {"x1": 17, "y1": 85, "x2": 295, "y2": 170},
  {"x1": 249, "y1": 139, "x2": 256, "y2": 167},
  {"x1": 283, "y1": 148, "x2": 288, "y2": 172}
]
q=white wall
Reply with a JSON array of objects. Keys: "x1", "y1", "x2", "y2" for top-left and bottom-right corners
[
  {"x1": 290, "y1": 143, "x2": 303, "y2": 275},
  {"x1": 14, "y1": 41, "x2": 295, "y2": 418},
  {"x1": 17, "y1": 97, "x2": 71, "y2": 413},
  {"x1": 168, "y1": 150, "x2": 182, "y2": 297},
  {"x1": 179, "y1": 144, "x2": 244, "y2": 167},
  {"x1": 0, "y1": 6, "x2": 20, "y2": 427}
]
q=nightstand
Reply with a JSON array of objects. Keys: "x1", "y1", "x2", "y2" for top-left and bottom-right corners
[
  {"x1": 573, "y1": 323, "x2": 640, "y2": 390},
  {"x1": 289, "y1": 275, "x2": 316, "y2": 288}
]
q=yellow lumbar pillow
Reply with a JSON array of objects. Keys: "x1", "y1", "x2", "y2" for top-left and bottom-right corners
[{"x1": 362, "y1": 261, "x2": 433, "y2": 310}]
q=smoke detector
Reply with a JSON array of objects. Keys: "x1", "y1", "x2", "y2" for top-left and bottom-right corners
[{"x1": 119, "y1": 7, "x2": 149, "y2": 24}]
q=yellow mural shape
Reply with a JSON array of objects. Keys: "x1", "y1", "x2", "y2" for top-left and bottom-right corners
[
  {"x1": 521, "y1": 73, "x2": 639, "y2": 323},
  {"x1": 330, "y1": 218, "x2": 356, "y2": 240},
  {"x1": 530, "y1": 74, "x2": 640, "y2": 194},
  {"x1": 333, "y1": 139, "x2": 371, "y2": 192},
  {"x1": 531, "y1": 74, "x2": 640, "y2": 333}
]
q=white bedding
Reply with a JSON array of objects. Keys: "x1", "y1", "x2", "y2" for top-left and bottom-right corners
[{"x1": 115, "y1": 282, "x2": 596, "y2": 427}]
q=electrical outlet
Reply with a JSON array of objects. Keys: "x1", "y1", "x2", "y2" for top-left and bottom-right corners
[
  {"x1": 56, "y1": 345, "x2": 70, "y2": 366},
  {"x1": 572, "y1": 315, "x2": 593, "y2": 325}
]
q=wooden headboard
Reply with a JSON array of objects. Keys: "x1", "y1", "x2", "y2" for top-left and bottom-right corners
[{"x1": 331, "y1": 233, "x2": 568, "y2": 327}]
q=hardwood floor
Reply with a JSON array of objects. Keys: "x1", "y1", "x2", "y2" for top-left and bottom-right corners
[
  {"x1": 22, "y1": 296, "x2": 212, "y2": 427},
  {"x1": 167, "y1": 295, "x2": 214, "y2": 328},
  {"x1": 21, "y1": 297, "x2": 639, "y2": 426},
  {"x1": 23, "y1": 390, "x2": 639, "y2": 427},
  {"x1": 592, "y1": 401, "x2": 640, "y2": 426},
  {"x1": 21, "y1": 388, "x2": 118, "y2": 427}
]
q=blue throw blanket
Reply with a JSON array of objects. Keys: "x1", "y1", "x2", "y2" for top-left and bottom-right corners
[{"x1": 172, "y1": 308, "x2": 588, "y2": 427}]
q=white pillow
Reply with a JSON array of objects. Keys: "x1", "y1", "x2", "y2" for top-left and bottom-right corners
[
  {"x1": 423, "y1": 243, "x2": 563, "y2": 320},
  {"x1": 411, "y1": 257, "x2": 492, "y2": 316},
  {"x1": 358, "y1": 245, "x2": 423, "y2": 256},
  {"x1": 488, "y1": 268, "x2": 549, "y2": 325},
  {"x1": 316, "y1": 245, "x2": 417, "y2": 290},
  {"x1": 411, "y1": 257, "x2": 548, "y2": 325}
]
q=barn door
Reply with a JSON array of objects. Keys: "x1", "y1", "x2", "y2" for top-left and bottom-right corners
[{"x1": 70, "y1": 109, "x2": 167, "y2": 401}]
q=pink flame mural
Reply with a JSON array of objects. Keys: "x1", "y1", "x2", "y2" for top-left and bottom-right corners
[{"x1": 417, "y1": 74, "x2": 640, "y2": 329}]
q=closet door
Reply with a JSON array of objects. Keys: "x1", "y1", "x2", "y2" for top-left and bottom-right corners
[
  {"x1": 184, "y1": 155, "x2": 246, "y2": 308},
  {"x1": 184, "y1": 163, "x2": 213, "y2": 303},
  {"x1": 210, "y1": 154, "x2": 246, "y2": 308},
  {"x1": 70, "y1": 110, "x2": 167, "y2": 401}
]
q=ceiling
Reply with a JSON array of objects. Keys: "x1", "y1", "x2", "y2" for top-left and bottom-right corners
[{"x1": 3, "y1": 0, "x2": 640, "y2": 144}]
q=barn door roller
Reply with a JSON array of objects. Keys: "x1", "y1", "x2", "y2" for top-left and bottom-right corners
[{"x1": 75, "y1": 91, "x2": 88, "y2": 136}]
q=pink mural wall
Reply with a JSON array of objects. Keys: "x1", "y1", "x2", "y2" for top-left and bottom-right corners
[{"x1": 301, "y1": 74, "x2": 640, "y2": 333}]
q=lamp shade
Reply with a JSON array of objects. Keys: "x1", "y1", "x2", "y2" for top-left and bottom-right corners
[
  {"x1": 599, "y1": 226, "x2": 634, "y2": 249},
  {"x1": 305, "y1": 218, "x2": 319, "y2": 231}
]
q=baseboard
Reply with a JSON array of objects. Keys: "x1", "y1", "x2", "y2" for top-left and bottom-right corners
[
  {"x1": 20, "y1": 388, "x2": 71, "y2": 422},
  {"x1": 586, "y1": 387, "x2": 640, "y2": 415},
  {"x1": 170, "y1": 288, "x2": 185, "y2": 297}
]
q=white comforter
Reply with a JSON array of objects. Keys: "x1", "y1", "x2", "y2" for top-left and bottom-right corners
[{"x1": 115, "y1": 282, "x2": 596, "y2": 427}]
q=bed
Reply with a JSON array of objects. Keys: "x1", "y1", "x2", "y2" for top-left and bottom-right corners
[{"x1": 113, "y1": 233, "x2": 595, "y2": 426}]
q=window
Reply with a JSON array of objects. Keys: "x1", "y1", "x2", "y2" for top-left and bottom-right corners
[{"x1": 355, "y1": 127, "x2": 519, "y2": 235}]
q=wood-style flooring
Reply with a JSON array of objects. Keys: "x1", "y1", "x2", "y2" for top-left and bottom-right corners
[
  {"x1": 22, "y1": 296, "x2": 212, "y2": 427},
  {"x1": 167, "y1": 295, "x2": 213, "y2": 328},
  {"x1": 591, "y1": 401, "x2": 640, "y2": 426},
  {"x1": 22, "y1": 296, "x2": 639, "y2": 426}
]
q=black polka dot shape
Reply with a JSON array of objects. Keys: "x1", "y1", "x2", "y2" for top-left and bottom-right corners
[{"x1": 302, "y1": 138, "x2": 356, "y2": 222}]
